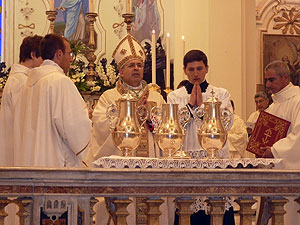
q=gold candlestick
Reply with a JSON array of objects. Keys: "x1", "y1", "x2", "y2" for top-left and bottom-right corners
[
  {"x1": 148, "y1": 83, "x2": 161, "y2": 93},
  {"x1": 86, "y1": 12, "x2": 98, "y2": 80},
  {"x1": 164, "y1": 87, "x2": 173, "y2": 95},
  {"x1": 122, "y1": 13, "x2": 134, "y2": 34},
  {"x1": 46, "y1": 10, "x2": 58, "y2": 34}
]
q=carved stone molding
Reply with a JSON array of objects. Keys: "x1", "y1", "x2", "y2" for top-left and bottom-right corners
[{"x1": 256, "y1": 0, "x2": 300, "y2": 33}]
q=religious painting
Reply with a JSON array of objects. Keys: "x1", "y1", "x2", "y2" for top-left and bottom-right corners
[
  {"x1": 0, "y1": 0, "x2": 2, "y2": 60},
  {"x1": 54, "y1": 0, "x2": 91, "y2": 45},
  {"x1": 131, "y1": 0, "x2": 162, "y2": 43},
  {"x1": 263, "y1": 34, "x2": 300, "y2": 86}
]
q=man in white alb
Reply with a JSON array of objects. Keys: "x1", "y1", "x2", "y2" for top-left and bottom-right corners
[
  {"x1": 260, "y1": 60, "x2": 300, "y2": 225},
  {"x1": 12, "y1": 33, "x2": 91, "y2": 167},
  {"x1": 246, "y1": 91, "x2": 269, "y2": 136},
  {"x1": 0, "y1": 35, "x2": 43, "y2": 166}
]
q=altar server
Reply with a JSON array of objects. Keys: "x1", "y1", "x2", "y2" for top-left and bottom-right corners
[
  {"x1": 12, "y1": 33, "x2": 91, "y2": 167},
  {"x1": 167, "y1": 49, "x2": 235, "y2": 225},
  {"x1": 0, "y1": 35, "x2": 43, "y2": 166},
  {"x1": 260, "y1": 60, "x2": 300, "y2": 225}
]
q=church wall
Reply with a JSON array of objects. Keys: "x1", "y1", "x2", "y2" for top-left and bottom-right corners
[{"x1": 4, "y1": 0, "x2": 284, "y2": 120}]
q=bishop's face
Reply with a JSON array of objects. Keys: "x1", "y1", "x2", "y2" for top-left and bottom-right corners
[
  {"x1": 184, "y1": 60, "x2": 208, "y2": 84},
  {"x1": 120, "y1": 59, "x2": 144, "y2": 87}
]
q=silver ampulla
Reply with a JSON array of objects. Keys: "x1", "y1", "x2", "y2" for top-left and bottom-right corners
[
  {"x1": 151, "y1": 104, "x2": 191, "y2": 158},
  {"x1": 106, "y1": 93, "x2": 147, "y2": 157},
  {"x1": 195, "y1": 90, "x2": 233, "y2": 159}
]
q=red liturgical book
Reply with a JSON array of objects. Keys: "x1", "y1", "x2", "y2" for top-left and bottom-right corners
[{"x1": 246, "y1": 111, "x2": 290, "y2": 157}]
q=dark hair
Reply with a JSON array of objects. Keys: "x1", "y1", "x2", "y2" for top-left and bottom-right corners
[
  {"x1": 19, "y1": 35, "x2": 43, "y2": 63},
  {"x1": 183, "y1": 50, "x2": 208, "y2": 68},
  {"x1": 40, "y1": 34, "x2": 66, "y2": 60},
  {"x1": 177, "y1": 79, "x2": 190, "y2": 89}
]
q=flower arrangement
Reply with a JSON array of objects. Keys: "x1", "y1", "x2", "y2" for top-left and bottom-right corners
[
  {"x1": 0, "y1": 62, "x2": 11, "y2": 90},
  {"x1": 68, "y1": 40, "x2": 119, "y2": 94}
]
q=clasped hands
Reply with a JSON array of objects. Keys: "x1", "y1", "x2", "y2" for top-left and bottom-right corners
[{"x1": 189, "y1": 81, "x2": 203, "y2": 107}]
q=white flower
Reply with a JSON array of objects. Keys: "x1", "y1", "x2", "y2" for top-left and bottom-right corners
[
  {"x1": 87, "y1": 81, "x2": 96, "y2": 87},
  {"x1": 91, "y1": 86, "x2": 101, "y2": 92}
]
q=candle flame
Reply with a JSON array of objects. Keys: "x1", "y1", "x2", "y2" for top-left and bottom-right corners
[
  {"x1": 182, "y1": 35, "x2": 184, "y2": 40},
  {"x1": 167, "y1": 33, "x2": 170, "y2": 37},
  {"x1": 152, "y1": 30, "x2": 155, "y2": 34}
]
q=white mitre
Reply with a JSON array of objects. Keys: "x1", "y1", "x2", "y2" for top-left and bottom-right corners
[{"x1": 112, "y1": 34, "x2": 146, "y2": 69}]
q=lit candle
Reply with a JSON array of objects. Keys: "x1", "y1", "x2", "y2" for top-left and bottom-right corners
[
  {"x1": 89, "y1": 0, "x2": 94, "y2": 12},
  {"x1": 50, "y1": 0, "x2": 54, "y2": 10},
  {"x1": 182, "y1": 35, "x2": 185, "y2": 80},
  {"x1": 126, "y1": 0, "x2": 132, "y2": 13},
  {"x1": 166, "y1": 33, "x2": 170, "y2": 88},
  {"x1": 182, "y1": 35, "x2": 185, "y2": 56},
  {"x1": 152, "y1": 30, "x2": 156, "y2": 84}
]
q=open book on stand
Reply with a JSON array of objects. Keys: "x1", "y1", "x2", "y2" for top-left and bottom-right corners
[{"x1": 246, "y1": 110, "x2": 290, "y2": 157}]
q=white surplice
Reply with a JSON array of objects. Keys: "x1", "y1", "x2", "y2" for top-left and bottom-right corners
[
  {"x1": 267, "y1": 83, "x2": 300, "y2": 225},
  {"x1": 12, "y1": 60, "x2": 91, "y2": 167},
  {"x1": 167, "y1": 84, "x2": 233, "y2": 158},
  {"x1": 228, "y1": 114, "x2": 253, "y2": 158},
  {"x1": 0, "y1": 64, "x2": 30, "y2": 166}
]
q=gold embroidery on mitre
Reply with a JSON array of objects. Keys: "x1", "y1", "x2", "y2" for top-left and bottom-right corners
[
  {"x1": 120, "y1": 49, "x2": 127, "y2": 55},
  {"x1": 139, "y1": 49, "x2": 144, "y2": 57},
  {"x1": 112, "y1": 34, "x2": 146, "y2": 69}
]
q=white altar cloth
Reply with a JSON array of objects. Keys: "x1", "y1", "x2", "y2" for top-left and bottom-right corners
[{"x1": 93, "y1": 156, "x2": 283, "y2": 169}]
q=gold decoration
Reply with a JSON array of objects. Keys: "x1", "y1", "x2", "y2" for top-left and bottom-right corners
[
  {"x1": 86, "y1": 12, "x2": 98, "y2": 79},
  {"x1": 46, "y1": 10, "x2": 58, "y2": 34},
  {"x1": 273, "y1": 8, "x2": 300, "y2": 34}
]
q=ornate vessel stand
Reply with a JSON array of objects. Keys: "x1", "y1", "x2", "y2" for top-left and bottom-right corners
[
  {"x1": 86, "y1": 12, "x2": 98, "y2": 80},
  {"x1": 46, "y1": 10, "x2": 58, "y2": 34}
]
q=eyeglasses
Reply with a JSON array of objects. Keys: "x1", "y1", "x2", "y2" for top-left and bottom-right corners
[{"x1": 65, "y1": 51, "x2": 73, "y2": 57}]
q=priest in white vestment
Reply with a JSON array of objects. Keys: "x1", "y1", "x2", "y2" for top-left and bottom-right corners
[
  {"x1": 246, "y1": 91, "x2": 269, "y2": 136},
  {"x1": 83, "y1": 34, "x2": 168, "y2": 225},
  {"x1": 12, "y1": 33, "x2": 91, "y2": 167},
  {"x1": 260, "y1": 60, "x2": 300, "y2": 225},
  {"x1": 0, "y1": 35, "x2": 43, "y2": 225},
  {"x1": 167, "y1": 50, "x2": 235, "y2": 225},
  {"x1": 0, "y1": 35, "x2": 43, "y2": 167}
]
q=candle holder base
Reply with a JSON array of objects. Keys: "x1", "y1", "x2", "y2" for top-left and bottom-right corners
[
  {"x1": 164, "y1": 87, "x2": 173, "y2": 95},
  {"x1": 148, "y1": 83, "x2": 161, "y2": 93}
]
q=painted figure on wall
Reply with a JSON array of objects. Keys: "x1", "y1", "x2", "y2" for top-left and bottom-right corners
[
  {"x1": 263, "y1": 34, "x2": 300, "y2": 87},
  {"x1": 131, "y1": 0, "x2": 160, "y2": 42},
  {"x1": 55, "y1": 0, "x2": 89, "y2": 42}
]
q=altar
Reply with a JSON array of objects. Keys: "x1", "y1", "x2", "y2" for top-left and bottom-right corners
[{"x1": 0, "y1": 158, "x2": 299, "y2": 225}]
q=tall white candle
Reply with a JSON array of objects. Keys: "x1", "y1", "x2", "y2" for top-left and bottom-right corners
[
  {"x1": 50, "y1": 0, "x2": 54, "y2": 10},
  {"x1": 182, "y1": 35, "x2": 185, "y2": 80},
  {"x1": 89, "y1": 0, "x2": 94, "y2": 12},
  {"x1": 166, "y1": 33, "x2": 170, "y2": 88},
  {"x1": 182, "y1": 35, "x2": 185, "y2": 56},
  {"x1": 152, "y1": 30, "x2": 156, "y2": 84},
  {"x1": 126, "y1": 0, "x2": 132, "y2": 13}
]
